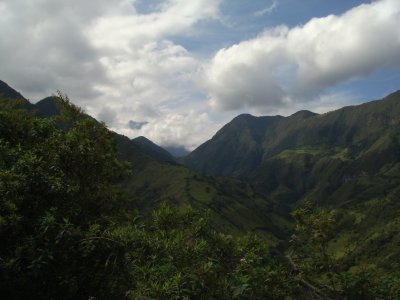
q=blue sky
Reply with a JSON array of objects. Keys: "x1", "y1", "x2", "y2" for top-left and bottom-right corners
[
  {"x1": 0, "y1": 0, "x2": 399, "y2": 150},
  {"x1": 173, "y1": 1, "x2": 374, "y2": 50}
]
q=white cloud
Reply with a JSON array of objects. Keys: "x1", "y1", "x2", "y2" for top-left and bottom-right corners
[
  {"x1": 2, "y1": 0, "x2": 399, "y2": 150},
  {"x1": 0, "y1": 0, "x2": 222, "y2": 149},
  {"x1": 254, "y1": 0, "x2": 279, "y2": 17},
  {"x1": 118, "y1": 111, "x2": 221, "y2": 151},
  {"x1": 87, "y1": 0, "x2": 221, "y2": 50},
  {"x1": 201, "y1": 0, "x2": 400, "y2": 112}
]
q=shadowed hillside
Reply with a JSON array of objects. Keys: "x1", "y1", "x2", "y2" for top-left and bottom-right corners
[
  {"x1": 184, "y1": 90, "x2": 400, "y2": 269},
  {"x1": 0, "y1": 81, "x2": 288, "y2": 244},
  {"x1": 2, "y1": 80, "x2": 400, "y2": 298}
]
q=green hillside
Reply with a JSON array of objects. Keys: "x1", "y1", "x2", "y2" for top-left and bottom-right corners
[
  {"x1": 2, "y1": 82, "x2": 400, "y2": 298},
  {"x1": 123, "y1": 159, "x2": 289, "y2": 243},
  {"x1": 184, "y1": 90, "x2": 400, "y2": 270},
  {"x1": 184, "y1": 92, "x2": 400, "y2": 178},
  {"x1": 1, "y1": 82, "x2": 288, "y2": 244},
  {"x1": 132, "y1": 136, "x2": 178, "y2": 165},
  {"x1": 183, "y1": 111, "x2": 316, "y2": 177}
]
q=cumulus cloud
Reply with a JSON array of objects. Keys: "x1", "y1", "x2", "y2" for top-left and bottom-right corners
[
  {"x1": 119, "y1": 111, "x2": 220, "y2": 151},
  {"x1": 2, "y1": 0, "x2": 399, "y2": 150},
  {"x1": 0, "y1": 0, "x2": 222, "y2": 149},
  {"x1": 201, "y1": 0, "x2": 400, "y2": 112},
  {"x1": 0, "y1": 0, "x2": 111, "y2": 100}
]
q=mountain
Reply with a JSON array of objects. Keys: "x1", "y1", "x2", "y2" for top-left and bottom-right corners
[
  {"x1": 35, "y1": 96, "x2": 63, "y2": 118},
  {"x1": 2, "y1": 79, "x2": 400, "y2": 296},
  {"x1": 0, "y1": 80, "x2": 288, "y2": 244},
  {"x1": 132, "y1": 136, "x2": 177, "y2": 164},
  {"x1": 115, "y1": 134, "x2": 288, "y2": 243},
  {"x1": 184, "y1": 90, "x2": 400, "y2": 269},
  {"x1": 183, "y1": 110, "x2": 317, "y2": 177},
  {"x1": 164, "y1": 145, "x2": 189, "y2": 157},
  {"x1": 30, "y1": 96, "x2": 176, "y2": 166},
  {"x1": 0, "y1": 80, "x2": 27, "y2": 101},
  {"x1": 4, "y1": 78, "x2": 400, "y2": 270},
  {"x1": 184, "y1": 92, "x2": 400, "y2": 180},
  {"x1": 0, "y1": 80, "x2": 35, "y2": 110}
]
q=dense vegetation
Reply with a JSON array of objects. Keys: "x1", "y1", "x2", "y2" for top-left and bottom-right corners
[
  {"x1": 184, "y1": 91, "x2": 400, "y2": 271},
  {"x1": 0, "y1": 97, "x2": 295, "y2": 299},
  {"x1": 1, "y1": 82, "x2": 400, "y2": 299}
]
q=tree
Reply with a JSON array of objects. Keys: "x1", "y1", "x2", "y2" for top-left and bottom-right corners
[
  {"x1": 0, "y1": 95, "x2": 131, "y2": 299},
  {"x1": 119, "y1": 203, "x2": 297, "y2": 299},
  {"x1": 1, "y1": 96, "x2": 297, "y2": 299},
  {"x1": 289, "y1": 201, "x2": 400, "y2": 299}
]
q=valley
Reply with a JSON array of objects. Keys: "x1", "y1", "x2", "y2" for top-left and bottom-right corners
[{"x1": 1, "y1": 80, "x2": 400, "y2": 298}]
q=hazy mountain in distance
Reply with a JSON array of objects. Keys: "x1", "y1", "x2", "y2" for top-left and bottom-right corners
[{"x1": 164, "y1": 145, "x2": 190, "y2": 157}]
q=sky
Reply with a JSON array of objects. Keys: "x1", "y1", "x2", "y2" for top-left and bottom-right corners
[{"x1": 1, "y1": 0, "x2": 400, "y2": 151}]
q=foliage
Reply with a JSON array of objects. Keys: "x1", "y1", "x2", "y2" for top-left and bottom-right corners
[
  {"x1": 184, "y1": 89, "x2": 400, "y2": 273},
  {"x1": 289, "y1": 201, "x2": 400, "y2": 299},
  {"x1": 0, "y1": 98, "x2": 297, "y2": 299},
  {"x1": 0, "y1": 97, "x2": 131, "y2": 299},
  {"x1": 120, "y1": 204, "x2": 296, "y2": 299},
  {"x1": 2, "y1": 92, "x2": 400, "y2": 299}
]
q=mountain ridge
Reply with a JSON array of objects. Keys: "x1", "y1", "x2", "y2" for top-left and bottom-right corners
[
  {"x1": 3, "y1": 78, "x2": 400, "y2": 270},
  {"x1": 184, "y1": 90, "x2": 400, "y2": 177},
  {"x1": 183, "y1": 89, "x2": 400, "y2": 269},
  {"x1": 132, "y1": 136, "x2": 178, "y2": 165},
  {"x1": 0, "y1": 80, "x2": 27, "y2": 101},
  {"x1": 0, "y1": 79, "x2": 289, "y2": 243}
]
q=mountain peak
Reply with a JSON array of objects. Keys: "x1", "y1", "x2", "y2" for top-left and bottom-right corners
[
  {"x1": 234, "y1": 113, "x2": 254, "y2": 120},
  {"x1": 134, "y1": 136, "x2": 153, "y2": 143},
  {"x1": 35, "y1": 96, "x2": 61, "y2": 118},
  {"x1": 184, "y1": 89, "x2": 400, "y2": 177},
  {"x1": 0, "y1": 80, "x2": 28, "y2": 102},
  {"x1": 132, "y1": 136, "x2": 177, "y2": 164},
  {"x1": 288, "y1": 110, "x2": 317, "y2": 119}
]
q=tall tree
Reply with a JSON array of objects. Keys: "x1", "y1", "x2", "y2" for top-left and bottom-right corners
[{"x1": 0, "y1": 96, "x2": 130, "y2": 299}]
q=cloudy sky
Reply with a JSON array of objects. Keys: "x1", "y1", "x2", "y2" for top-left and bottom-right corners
[{"x1": 1, "y1": 0, "x2": 400, "y2": 151}]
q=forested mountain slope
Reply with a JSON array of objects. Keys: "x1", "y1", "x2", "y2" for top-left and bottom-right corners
[
  {"x1": 132, "y1": 136, "x2": 178, "y2": 165},
  {"x1": 2, "y1": 80, "x2": 400, "y2": 298},
  {"x1": 184, "y1": 91, "x2": 400, "y2": 269},
  {"x1": 0, "y1": 80, "x2": 288, "y2": 243},
  {"x1": 184, "y1": 91, "x2": 400, "y2": 179}
]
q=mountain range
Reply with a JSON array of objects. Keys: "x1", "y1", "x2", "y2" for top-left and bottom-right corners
[
  {"x1": 183, "y1": 90, "x2": 400, "y2": 269},
  {"x1": 0, "y1": 80, "x2": 289, "y2": 244},
  {"x1": 2, "y1": 79, "x2": 400, "y2": 270}
]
